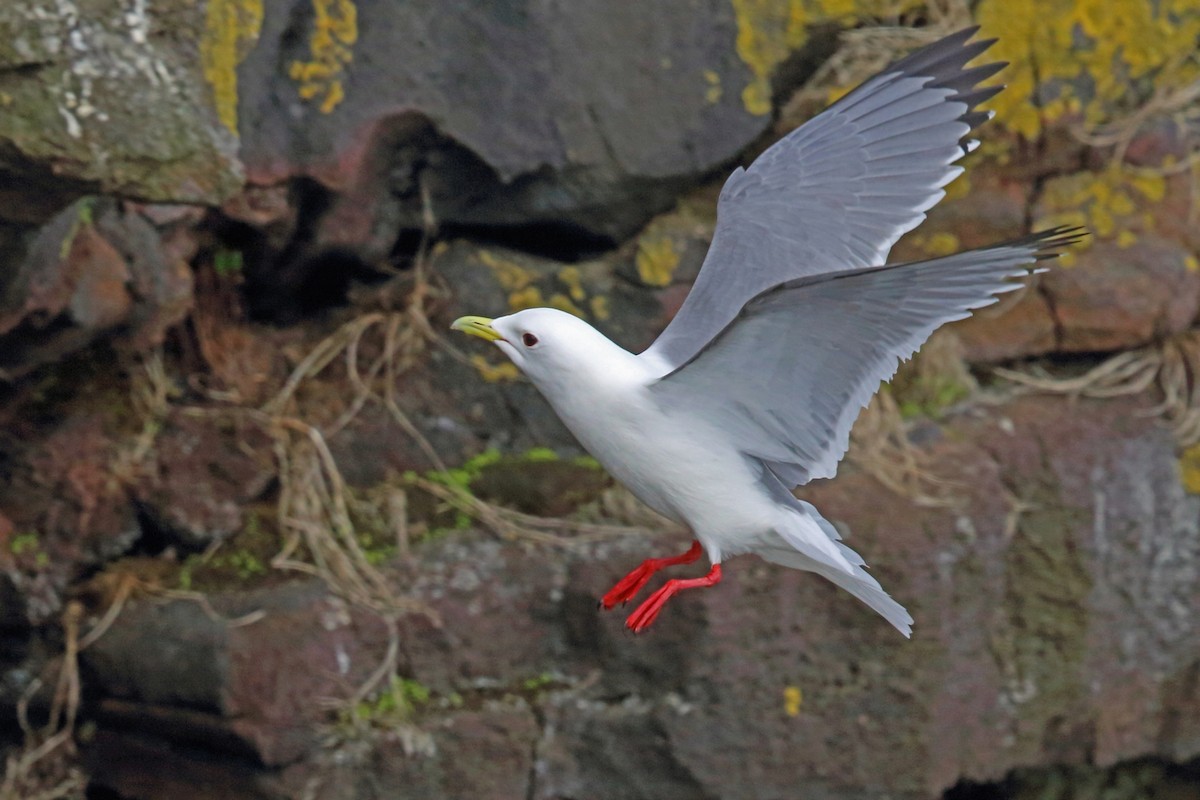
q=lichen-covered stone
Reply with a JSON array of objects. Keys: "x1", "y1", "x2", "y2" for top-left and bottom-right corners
[{"x1": 0, "y1": 0, "x2": 243, "y2": 215}]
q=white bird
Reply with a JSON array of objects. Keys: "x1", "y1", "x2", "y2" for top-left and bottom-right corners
[{"x1": 451, "y1": 28, "x2": 1083, "y2": 636}]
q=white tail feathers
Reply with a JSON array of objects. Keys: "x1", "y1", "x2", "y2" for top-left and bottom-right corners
[{"x1": 760, "y1": 502, "x2": 913, "y2": 637}]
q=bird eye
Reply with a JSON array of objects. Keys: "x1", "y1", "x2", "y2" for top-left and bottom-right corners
[{"x1": 522, "y1": 332, "x2": 539, "y2": 347}]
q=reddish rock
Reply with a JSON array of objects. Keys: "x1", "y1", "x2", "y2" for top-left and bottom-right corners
[
  {"x1": 0, "y1": 411, "x2": 139, "y2": 624},
  {"x1": 1044, "y1": 235, "x2": 1200, "y2": 352},
  {"x1": 137, "y1": 411, "x2": 275, "y2": 549},
  {"x1": 61, "y1": 224, "x2": 134, "y2": 330},
  {"x1": 221, "y1": 185, "x2": 296, "y2": 231},
  {"x1": 0, "y1": 199, "x2": 194, "y2": 379},
  {"x1": 276, "y1": 707, "x2": 539, "y2": 800},
  {"x1": 948, "y1": 284, "x2": 1058, "y2": 363},
  {"x1": 83, "y1": 580, "x2": 392, "y2": 767},
  {"x1": 891, "y1": 164, "x2": 1031, "y2": 261}
]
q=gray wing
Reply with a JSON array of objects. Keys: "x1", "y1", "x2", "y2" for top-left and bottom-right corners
[
  {"x1": 640, "y1": 27, "x2": 1004, "y2": 375},
  {"x1": 647, "y1": 229, "x2": 1085, "y2": 488}
]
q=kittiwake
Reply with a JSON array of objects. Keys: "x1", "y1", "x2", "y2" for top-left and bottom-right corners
[{"x1": 451, "y1": 28, "x2": 1085, "y2": 636}]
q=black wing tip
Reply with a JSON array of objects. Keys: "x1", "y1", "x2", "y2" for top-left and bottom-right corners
[
  {"x1": 885, "y1": 26, "x2": 1006, "y2": 135},
  {"x1": 1027, "y1": 226, "x2": 1091, "y2": 260}
]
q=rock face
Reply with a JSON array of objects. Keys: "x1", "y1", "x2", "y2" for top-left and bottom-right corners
[
  {"x1": 3, "y1": 4, "x2": 1200, "y2": 798},
  {"x1": 0, "y1": 0, "x2": 243, "y2": 217},
  {"x1": 235, "y1": 0, "x2": 780, "y2": 246},
  {"x1": 0, "y1": 199, "x2": 196, "y2": 380},
  {"x1": 78, "y1": 391, "x2": 1200, "y2": 799}
]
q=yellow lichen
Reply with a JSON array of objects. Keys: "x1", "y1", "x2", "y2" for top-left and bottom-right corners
[
  {"x1": 480, "y1": 251, "x2": 536, "y2": 292},
  {"x1": 1180, "y1": 443, "x2": 1200, "y2": 493},
  {"x1": 547, "y1": 293, "x2": 586, "y2": 318},
  {"x1": 703, "y1": 69, "x2": 724, "y2": 104},
  {"x1": 730, "y1": 0, "x2": 808, "y2": 115},
  {"x1": 909, "y1": 231, "x2": 960, "y2": 257},
  {"x1": 289, "y1": 0, "x2": 358, "y2": 114},
  {"x1": 508, "y1": 286, "x2": 545, "y2": 312},
  {"x1": 977, "y1": 0, "x2": 1200, "y2": 140},
  {"x1": 729, "y1": 0, "x2": 926, "y2": 115},
  {"x1": 784, "y1": 685, "x2": 802, "y2": 717},
  {"x1": 469, "y1": 355, "x2": 520, "y2": 383},
  {"x1": 557, "y1": 266, "x2": 587, "y2": 302},
  {"x1": 1116, "y1": 229, "x2": 1138, "y2": 249},
  {"x1": 635, "y1": 236, "x2": 681, "y2": 287},
  {"x1": 589, "y1": 295, "x2": 611, "y2": 321},
  {"x1": 1036, "y1": 164, "x2": 1160, "y2": 242},
  {"x1": 201, "y1": 0, "x2": 264, "y2": 134},
  {"x1": 1187, "y1": 255, "x2": 1200, "y2": 273}
]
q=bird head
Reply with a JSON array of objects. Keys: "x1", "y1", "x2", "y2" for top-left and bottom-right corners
[{"x1": 451, "y1": 308, "x2": 636, "y2": 392}]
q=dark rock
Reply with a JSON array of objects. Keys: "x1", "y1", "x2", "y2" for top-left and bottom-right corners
[
  {"x1": 410, "y1": 392, "x2": 1200, "y2": 798},
  {"x1": 83, "y1": 579, "x2": 392, "y2": 767},
  {"x1": 432, "y1": 239, "x2": 663, "y2": 455},
  {"x1": 84, "y1": 729, "x2": 277, "y2": 800},
  {"x1": 236, "y1": 0, "x2": 774, "y2": 243},
  {"x1": 78, "y1": 390, "x2": 1200, "y2": 799},
  {"x1": 277, "y1": 707, "x2": 539, "y2": 800}
]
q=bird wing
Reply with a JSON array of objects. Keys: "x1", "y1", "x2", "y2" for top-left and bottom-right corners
[
  {"x1": 640, "y1": 27, "x2": 1005, "y2": 375},
  {"x1": 646, "y1": 229, "x2": 1085, "y2": 487}
]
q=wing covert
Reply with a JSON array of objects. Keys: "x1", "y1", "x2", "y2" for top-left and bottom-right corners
[
  {"x1": 646, "y1": 228, "x2": 1085, "y2": 488},
  {"x1": 641, "y1": 27, "x2": 1005, "y2": 375}
]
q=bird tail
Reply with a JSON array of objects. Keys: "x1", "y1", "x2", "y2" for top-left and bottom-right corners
[{"x1": 760, "y1": 501, "x2": 913, "y2": 638}]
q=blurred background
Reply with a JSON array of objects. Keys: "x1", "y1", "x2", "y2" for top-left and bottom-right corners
[{"x1": 1, "y1": 0, "x2": 1199, "y2": 798}]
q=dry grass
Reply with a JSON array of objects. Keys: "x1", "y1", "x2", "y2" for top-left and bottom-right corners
[
  {"x1": 995, "y1": 333, "x2": 1200, "y2": 445},
  {"x1": 845, "y1": 388, "x2": 964, "y2": 508}
]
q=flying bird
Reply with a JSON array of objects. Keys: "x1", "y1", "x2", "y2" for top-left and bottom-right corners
[{"x1": 451, "y1": 28, "x2": 1083, "y2": 636}]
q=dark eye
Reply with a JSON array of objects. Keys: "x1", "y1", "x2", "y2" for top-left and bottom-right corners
[{"x1": 522, "y1": 332, "x2": 539, "y2": 347}]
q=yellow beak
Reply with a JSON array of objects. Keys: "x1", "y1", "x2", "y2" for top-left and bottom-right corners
[{"x1": 450, "y1": 315, "x2": 504, "y2": 342}]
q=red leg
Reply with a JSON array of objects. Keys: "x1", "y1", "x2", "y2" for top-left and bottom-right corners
[
  {"x1": 600, "y1": 540, "x2": 703, "y2": 609},
  {"x1": 625, "y1": 563, "x2": 722, "y2": 633}
]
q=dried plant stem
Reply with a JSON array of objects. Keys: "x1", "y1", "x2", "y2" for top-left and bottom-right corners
[{"x1": 993, "y1": 332, "x2": 1200, "y2": 445}]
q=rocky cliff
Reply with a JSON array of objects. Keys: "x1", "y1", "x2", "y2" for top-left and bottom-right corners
[{"x1": 1, "y1": 2, "x2": 1199, "y2": 799}]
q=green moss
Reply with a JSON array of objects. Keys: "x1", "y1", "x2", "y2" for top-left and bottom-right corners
[
  {"x1": 213, "y1": 247, "x2": 244, "y2": 276},
  {"x1": 8, "y1": 531, "x2": 51, "y2": 571},
  {"x1": 520, "y1": 673, "x2": 557, "y2": 692},
  {"x1": 990, "y1": 478, "x2": 1092, "y2": 753},
  {"x1": 895, "y1": 374, "x2": 971, "y2": 419},
  {"x1": 58, "y1": 197, "x2": 96, "y2": 258},
  {"x1": 173, "y1": 508, "x2": 284, "y2": 590},
  {"x1": 342, "y1": 675, "x2": 432, "y2": 728},
  {"x1": 9, "y1": 531, "x2": 39, "y2": 555}
]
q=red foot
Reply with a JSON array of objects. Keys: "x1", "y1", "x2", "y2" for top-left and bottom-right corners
[
  {"x1": 600, "y1": 541, "x2": 703, "y2": 609},
  {"x1": 625, "y1": 563, "x2": 722, "y2": 633}
]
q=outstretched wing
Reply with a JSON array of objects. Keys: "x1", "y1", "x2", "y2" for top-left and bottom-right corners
[
  {"x1": 641, "y1": 27, "x2": 1005, "y2": 375},
  {"x1": 647, "y1": 229, "x2": 1085, "y2": 487}
]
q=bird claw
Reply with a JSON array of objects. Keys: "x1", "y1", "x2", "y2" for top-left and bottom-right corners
[
  {"x1": 600, "y1": 562, "x2": 656, "y2": 609},
  {"x1": 598, "y1": 541, "x2": 704, "y2": 610},
  {"x1": 622, "y1": 563, "x2": 722, "y2": 633},
  {"x1": 625, "y1": 591, "x2": 669, "y2": 632}
]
